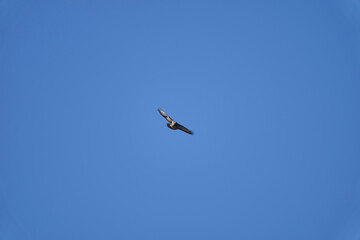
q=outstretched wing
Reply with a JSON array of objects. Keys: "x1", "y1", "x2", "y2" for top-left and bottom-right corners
[
  {"x1": 176, "y1": 123, "x2": 194, "y2": 135},
  {"x1": 158, "y1": 108, "x2": 173, "y2": 123}
]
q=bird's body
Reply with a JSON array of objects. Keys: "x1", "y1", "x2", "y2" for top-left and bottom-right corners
[
  {"x1": 158, "y1": 108, "x2": 193, "y2": 135},
  {"x1": 167, "y1": 124, "x2": 175, "y2": 130},
  {"x1": 167, "y1": 122, "x2": 177, "y2": 129}
]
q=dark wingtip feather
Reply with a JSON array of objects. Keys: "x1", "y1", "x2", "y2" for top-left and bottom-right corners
[{"x1": 185, "y1": 129, "x2": 194, "y2": 135}]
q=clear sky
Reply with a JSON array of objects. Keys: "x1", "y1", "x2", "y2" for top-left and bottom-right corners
[{"x1": 1, "y1": 1, "x2": 360, "y2": 239}]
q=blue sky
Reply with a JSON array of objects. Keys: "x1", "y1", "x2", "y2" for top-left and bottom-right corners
[{"x1": 1, "y1": 1, "x2": 360, "y2": 239}]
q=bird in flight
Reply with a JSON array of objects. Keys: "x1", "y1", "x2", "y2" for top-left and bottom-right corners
[{"x1": 158, "y1": 108, "x2": 194, "y2": 135}]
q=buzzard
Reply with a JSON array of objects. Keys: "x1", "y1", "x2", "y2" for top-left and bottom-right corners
[{"x1": 158, "y1": 108, "x2": 194, "y2": 135}]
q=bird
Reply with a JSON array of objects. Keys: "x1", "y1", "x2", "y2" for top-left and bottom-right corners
[{"x1": 158, "y1": 108, "x2": 194, "y2": 135}]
